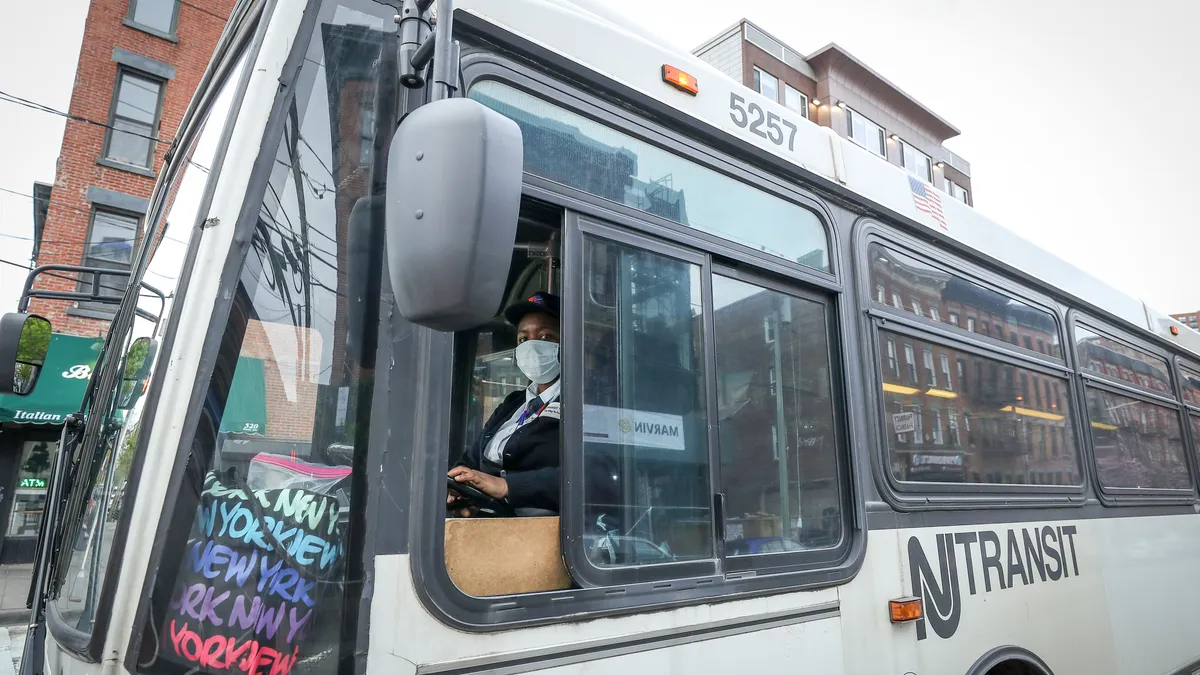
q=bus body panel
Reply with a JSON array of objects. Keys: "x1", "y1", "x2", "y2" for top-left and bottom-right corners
[
  {"x1": 529, "y1": 620, "x2": 845, "y2": 674},
  {"x1": 371, "y1": 553, "x2": 842, "y2": 672},
  {"x1": 370, "y1": 517, "x2": 1196, "y2": 675},
  {"x1": 899, "y1": 519, "x2": 1116, "y2": 675},
  {"x1": 1099, "y1": 513, "x2": 1200, "y2": 675}
]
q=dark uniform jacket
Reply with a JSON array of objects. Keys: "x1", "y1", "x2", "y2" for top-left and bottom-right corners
[{"x1": 455, "y1": 389, "x2": 560, "y2": 512}]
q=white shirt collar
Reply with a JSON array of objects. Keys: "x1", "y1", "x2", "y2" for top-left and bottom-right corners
[
  {"x1": 483, "y1": 379, "x2": 562, "y2": 464},
  {"x1": 527, "y1": 379, "x2": 561, "y2": 404}
]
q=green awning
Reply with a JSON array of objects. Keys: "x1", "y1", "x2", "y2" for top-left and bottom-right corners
[
  {"x1": 220, "y1": 356, "x2": 267, "y2": 436},
  {"x1": 0, "y1": 334, "x2": 104, "y2": 425}
]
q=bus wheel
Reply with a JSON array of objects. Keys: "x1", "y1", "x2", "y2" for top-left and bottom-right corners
[{"x1": 986, "y1": 660, "x2": 1044, "y2": 675}]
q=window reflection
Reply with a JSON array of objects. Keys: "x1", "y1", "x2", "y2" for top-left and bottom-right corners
[
  {"x1": 1087, "y1": 388, "x2": 1189, "y2": 490},
  {"x1": 713, "y1": 276, "x2": 842, "y2": 553},
  {"x1": 470, "y1": 81, "x2": 831, "y2": 272},
  {"x1": 581, "y1": 236, "x2": 712, "y2": 566},
  {"x1": 869, "y1": 243, "x2": 1061, "y2": 359},
  {"x1": 140, "y1": 4, "x2": 395, "y2": 670},
  {"x1": 1075, "y1": 326, "x2": 1172, "y2": 395},
  {"x1": 877, "y1": 330, "x2": 1079, "y2": 486},
  {"x1": 1181, "y1": 367, "x2": 1200, "y2": 408}
]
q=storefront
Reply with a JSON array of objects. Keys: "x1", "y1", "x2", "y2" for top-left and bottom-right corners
[{"x1": 0, "y1": 333, "x2": 103, "y2": 564}]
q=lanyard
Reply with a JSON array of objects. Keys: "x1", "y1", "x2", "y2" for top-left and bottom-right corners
[{"x1": 517, "y1": 400, "x2": 549, "y2": 427}]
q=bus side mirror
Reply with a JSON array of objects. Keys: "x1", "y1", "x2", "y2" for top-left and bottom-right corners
[
  {"x1": 117, "y1": 337, "x2": 158, "y2": 411},
  {"x1": 0, "y1": 313, "x2": 52, "y2": 396},
  {"x1": 385, "y1": 97, "x2": 523, "y2": 332}
]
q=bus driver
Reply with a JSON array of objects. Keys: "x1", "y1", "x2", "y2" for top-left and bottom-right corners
[{"x1": 448, "y1": 292, "x2": 562, "y2": 517}]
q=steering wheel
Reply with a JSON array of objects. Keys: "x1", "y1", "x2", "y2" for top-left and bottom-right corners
[{"x1": 446, "y1": 476, "x2": 515, "y2": 517}]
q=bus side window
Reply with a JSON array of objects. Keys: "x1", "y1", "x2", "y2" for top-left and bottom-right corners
[{"x1": 580, "y1": 235, "x2": 713, "y2": 567}]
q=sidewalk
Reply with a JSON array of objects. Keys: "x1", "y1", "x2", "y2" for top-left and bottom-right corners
[
  {"x1": 0, "y1": 566, "x2": 31, "y2": 623},
  {"x1": 0, "y1": 624, "x2": 24, "y2": 675}
]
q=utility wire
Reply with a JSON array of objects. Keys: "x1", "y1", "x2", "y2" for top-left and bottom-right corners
[
  {"x1": 0, "y1": 257, "x2": 147, "y2": 297},
  {"x1": 0, "y1": 186, "x2": 188, "y2": 245},
  {"x1": 0, "y1": 91, "x2": 165, "y2": 143}
]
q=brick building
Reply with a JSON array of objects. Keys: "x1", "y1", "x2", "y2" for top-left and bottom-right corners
[
  {"x1": 694, "y1": 19, "x2": 973, "y2": 204},
  {"x1": 0, "y1": 0, "x2": 235, "y2": 566},
  {"x1": 29, "y1": 0, "x2": 236, "y2": 335}
]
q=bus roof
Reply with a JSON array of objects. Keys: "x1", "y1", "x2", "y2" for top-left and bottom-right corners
[{"x1": 457, "y1": 0, "x2": 1200, "y2": 359}]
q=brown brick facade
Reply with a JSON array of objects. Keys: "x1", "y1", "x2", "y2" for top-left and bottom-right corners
[
  {"x1": 30, "y1": 0, "x2": 235, "y2": 336},
  {"x1": 239, "y1": 319, "x2": 320, "y2": 443}
]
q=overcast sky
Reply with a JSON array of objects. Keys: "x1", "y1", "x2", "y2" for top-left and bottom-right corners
[
  {"x1": 2, "y1": 0, "x2": 1198, "y2": 319},
  {"x1": 0, "y1": 0, "x2": 88, "y2": 314}
]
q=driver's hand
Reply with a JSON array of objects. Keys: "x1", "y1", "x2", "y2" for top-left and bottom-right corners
[
  {"x1": 448, "y1": 466, "x2": 509, "y2": 499},
  {"x1": 446, "y1": 488, "x2": 478, "y2": 518}
]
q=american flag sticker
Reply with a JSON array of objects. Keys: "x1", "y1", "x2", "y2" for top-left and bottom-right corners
[{"x1": 908, "y1": 175, "x2": 947, "y2": 230}]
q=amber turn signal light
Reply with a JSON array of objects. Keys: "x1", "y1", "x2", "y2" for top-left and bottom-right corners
[
  {"x1": 662, "y1": 65, "x2": 698, "y2": 95},
  {"x1": 889, "y1": 597, "x2": 923, "y2": 623}
]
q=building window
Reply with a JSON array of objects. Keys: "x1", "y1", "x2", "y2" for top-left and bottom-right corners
[
  {"x1": 127, "y1": 0, "x2": 178, "y2": 35},
  {"x1": 948, "y1": 311, "x2": 959, "y2": 327},
  {"x1": 900, "y1": 140, "x2": 933, "y2": 183},
  {"x1": 940, "y1": 354, "x2": 952, "y2": 391},
  {"x1": 913, "y1": 406, "x2": 924, "y2": 445},
  {"x1": 923, "y1": 348, "x2": 936, "y2": 387},
  {"x1": 846, "y1": 107, "x2": 886, "y2": 158},
  {"x1": 911, "y1": 300, "x2": 922, "y2": 317},
  {"x1": 967, "y1": 316, "x2": 976, "y2": 333},
  {"x1": 929, "y1": 306, "x2": 941, "y2": 323},
  {"x1": 891, "y1": 291, "x2": 903, "y2": 309},
  {"x1": 784, "y1": 85, "x2": 808, "y2": 118},
  {"x1": 80, "y1": 209, "x2": 140, "y2": 303},
  {"x1": 103, "y1": 69, "x2": 164, "y2": 169},
  {"x1": 753, "y1": 67, "x2": 779, "y2": 103},
  {"x1": 876, "y1": 284, "x2": 885, "y2": 304},
  {"x1": 904, "y1": 344, "x2": 917, "y2": 384},
  {"x1": 763, "y1": 315, "x2": 776, "y2": 344},
  {"x1": 948, "y1": 406, "x2": 960, "y2": 446},
  {"x1": 886, "y1": 339, "x2": 899, "y2": 378},
  {"x1": 1088, "y1": 388, "x2": 1189, "y2": 490},
  {"x1": 359, "y1": 89, "x2": 376, "y2": 165},
  {"x1": 879, "y1": 332, "x2": 1079, "y2": 486},
  {"x1": 945, "y1": 179, "x2": 969, "y2": 204}
]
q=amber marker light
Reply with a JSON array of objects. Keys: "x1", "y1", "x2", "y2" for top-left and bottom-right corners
[
  {"x1": 889, "y1": 597, "x2": 923, "y2": 623},
  {"x1": 662, "y1": 65, "x2": 698, "y2": 95},
  {"x1": 1171, "y1": 325, "x2": 1180, "y2": 336}
]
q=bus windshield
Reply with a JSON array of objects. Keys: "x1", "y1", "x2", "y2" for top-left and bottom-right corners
[{"x1": 126, "y1": 1, "x2": 395, "y2": 671}]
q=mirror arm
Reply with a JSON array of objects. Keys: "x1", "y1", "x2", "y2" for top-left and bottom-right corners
[
  {"x1": 396, "y1": 0, "x2": 434, "y2": 88},
  {"x1": 430, "y1": 0, "x2": 458, "y2": 101}
]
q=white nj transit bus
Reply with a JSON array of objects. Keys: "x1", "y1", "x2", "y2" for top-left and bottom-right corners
[{"x1": 4, "y1": 1, "x2": 1200, "y2": 674}]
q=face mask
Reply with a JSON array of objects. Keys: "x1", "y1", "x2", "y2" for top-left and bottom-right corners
[{"x1": 515, "y1": 339, "x2": 560, "y2": 384}]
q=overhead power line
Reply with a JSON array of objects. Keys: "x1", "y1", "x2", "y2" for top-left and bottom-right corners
[
  {"x1": 0, "y1": 256, "x2": 160, "y2": 297},
  {"x1": 0, "y1": 186, "x2": 188, "y2": 246},
  {"x1": 0, "y1": 91, "x2": 165, "y2": 143}
]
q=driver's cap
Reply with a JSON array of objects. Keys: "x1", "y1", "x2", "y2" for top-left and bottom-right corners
[{"x1": 503, "y1": 291, "x2": 560, "y2": 326}]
